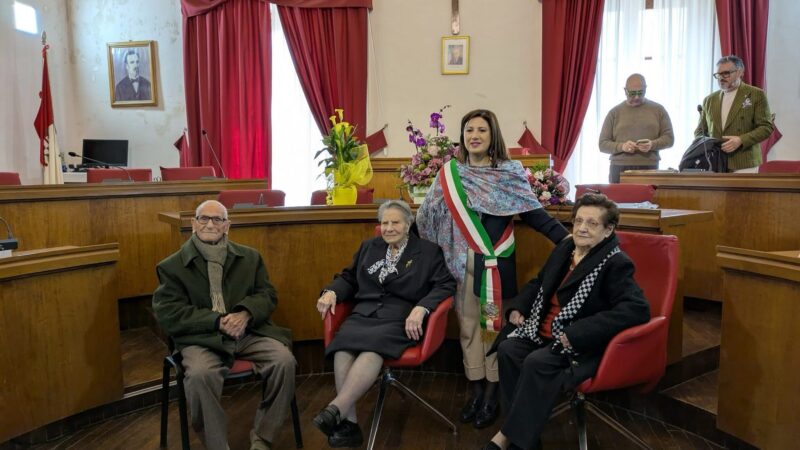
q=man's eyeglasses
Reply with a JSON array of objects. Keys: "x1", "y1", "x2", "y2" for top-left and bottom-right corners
[
  {"x1": 625, "y1": 89, "x2": 645, "y2": 98},
  {"x1": 195, "y1": 215, "x2": 227, "y2": 225},
  {"x1": 712, "y1": 70, "x2": 737, "y2": 80}
]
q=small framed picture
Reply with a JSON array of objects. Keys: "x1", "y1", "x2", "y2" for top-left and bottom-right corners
[
  {"x1": 107, "y1": 40, "x2": 158, "y2": 107},
  {"x1": 442, "y1": 36, "x2": 470, "y2": 75}
]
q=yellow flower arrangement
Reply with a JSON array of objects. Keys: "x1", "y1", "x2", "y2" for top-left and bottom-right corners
[{"x1": 315, "y1": 109, "x2": 373, "y2": 204}]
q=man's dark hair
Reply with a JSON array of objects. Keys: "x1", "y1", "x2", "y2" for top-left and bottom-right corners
[
  {"x1": 717, "y1": 55, "x2": 744, "y2": 70},
  {"x1": 124, "y1": 49, "x2": 139, "y2": 63},
  {"x1": 457, "y1": 109, "x2": 509, "y2": 167},
  {"x1": 571, "y1": 193, "x2": 620, "y2": 228}
]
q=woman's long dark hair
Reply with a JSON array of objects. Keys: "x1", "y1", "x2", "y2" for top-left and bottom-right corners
[{"x1": 457, "y1": 109, "x2": 509, "y2": 167}]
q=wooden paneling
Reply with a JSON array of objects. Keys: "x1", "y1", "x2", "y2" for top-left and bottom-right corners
[
  {"x1": 0, "y1": 179, "x2": 268, "y2": 299},
  {"x1": 160, "y1": 206, "x2": 712, "y2": 365},
  {"x1": 367, "y1": 155, "x2": 553, "y2": 201},
  {"x1": 0, "y1": 244, "x2": 121, "y2": 442},
  {"x1": 716, "y1": 247, "x2": 800, "y2": 449},
  {"x1": 621, "y1": 172, "x2": 800, "y2": 301}
]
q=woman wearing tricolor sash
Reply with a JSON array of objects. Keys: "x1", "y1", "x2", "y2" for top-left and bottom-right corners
[{"x1": 417, "y1": 109, "x2": 568, "y2": 429}]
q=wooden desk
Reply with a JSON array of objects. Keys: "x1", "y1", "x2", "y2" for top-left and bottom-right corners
[
  {"x1": 0, "y1": 179, "x2": 267, "y2": 299},
  {"x1": 368, "y1": 155, "x2": 552, "y2": 201},
  {"x1": 621, "y1": 171, "x2": 800, "y2": 301},
  {"x1": 0, "y1": 244, "x2": 121, "y2": 442},
  {"x1": 159, "y1": 205, "x2": 711, "y2": 364},
  {"x1": 716, "y1": 246, "x2": 800, "y2": 449}
]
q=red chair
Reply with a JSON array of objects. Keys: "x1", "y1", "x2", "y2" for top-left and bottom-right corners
[
  {"x1": 217, "y1": 189, "x2": 285, "y2": 208},
  {"x1": 508, "y1": 147, "x2": 532, "y2": 156},
  {"x1": 0, "y1": 172, "x2": 22, "y2": 185},
  {"x1": 310, "y1": 188, "x2": 375, "y2": 205},
  {"x1": 324, "y1": 296, "x2": 457, "y2": 450},
  {"x1": 575, "y1": 184, "x2": 656, "y2": 203},
  {"x1": 758, "y1": 160, "x2": 800, "y2": 173},
  {"x1": 549, "y1": 231, "x2": 679, "y2": 449},
  {"x1": 86, "y1": 168, "x2": 152, "y2": 183},
  {"x1": 160, "y1": 166, "x2": 216, "y2": 181}
]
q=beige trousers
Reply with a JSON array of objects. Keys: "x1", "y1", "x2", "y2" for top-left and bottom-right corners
[
  {"x1": 457, "y1": 251, "x2": 499, "y2": 382},
  {"x1": 181, "y1": 334, "x2": 296, "y2": 450}
]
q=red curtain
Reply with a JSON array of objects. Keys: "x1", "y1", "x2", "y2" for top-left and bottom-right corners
[
  {"x1": 714, "y1": 0, "x2": 779, "y2": 158},
  {"x1": 277, "y1": 6, "x2": 368, "y2": 139},
  {"x1": 540, "y1": 0, "x2": 605, "y2": 173},
  {"x1": 182, "y1": 0, "x2": 271, "y2": 180}
]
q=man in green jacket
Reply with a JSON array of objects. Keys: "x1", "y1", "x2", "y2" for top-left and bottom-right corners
[
  {"x1": 153, "y1": 200, "x2": 295, "y2": 450},
  {"x1": 695, "y1": 55, "x2": 774, "y2": 171}
]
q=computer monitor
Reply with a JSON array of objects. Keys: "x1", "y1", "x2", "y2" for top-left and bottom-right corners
[{"x1": 81, "y1": 139, "x2": 129, "y2": 167}]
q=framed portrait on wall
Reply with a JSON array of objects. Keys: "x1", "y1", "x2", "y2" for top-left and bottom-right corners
[
  {"x1": 107, "y1": 40, "x2": 158, "y2": 107},
  {"x1": 441, "y1": 36, "x2": 469, "y2": 75}
]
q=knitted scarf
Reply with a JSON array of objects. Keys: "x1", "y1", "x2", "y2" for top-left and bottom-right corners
[{"x1": 191, "y1": 233, "x2": 228, "y2": 314}]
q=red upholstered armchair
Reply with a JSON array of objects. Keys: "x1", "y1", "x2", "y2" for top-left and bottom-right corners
[
  {"x1": 324, "y1": 296, "x2": 457, "y2": 450},
  {"x1": 575, "y1": 184, "x2": 656, "y2": 203},
  {"x1": 0, "y1": 172, "x2": 22, "y2": 185},
  {"x1": 758, "y1": 160, "x2": 800, "y2": 173},
  {"x1": 549, "y1": 231, "x2": 679, "y2": 450},
  {"x1": 86, "y1": 168, "x2": 152, "y2": 183},
  {"x1": 160, "y1": 166, "x2": 216, "y2": 181},
  {"x1": 310, "y1": 188, "x2": 375, "y2": 205},
  {"x1": 217, "y1": 189, "x2": 285, "y2": 208}
]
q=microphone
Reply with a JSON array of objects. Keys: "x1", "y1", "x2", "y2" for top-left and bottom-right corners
[
  {"x1": 257, "y1": 192, "x2": 265, "y2": 206},
  {"x1": 201, "y1": 129, "x2": 227, "y2": 179},
  {"x1": 0, "y1": 215, "x2": 19, "y2": 251},
  {"x1": 68, "y1": 151, "x2": 133, "y2": 182},
  {"x1": 697, "y1": 105, "x2": 708, "y2": 137}
]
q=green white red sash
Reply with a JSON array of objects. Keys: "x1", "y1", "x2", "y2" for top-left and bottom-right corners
[{"x1": 440, "y1": 160, "x2": 515, "y2": 334}]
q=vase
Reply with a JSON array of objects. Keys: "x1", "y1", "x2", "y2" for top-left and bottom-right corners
[
  {"x1": 331, "y1": 185, "x2": 357, "y2": 205},
  {"x1": 410, "y1": 185, "x2": 430, "y2": 204}
]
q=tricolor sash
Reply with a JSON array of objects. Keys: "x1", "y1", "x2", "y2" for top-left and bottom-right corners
[{"x1": 440, "y1": 160, "x2": 515, "y2": 335}]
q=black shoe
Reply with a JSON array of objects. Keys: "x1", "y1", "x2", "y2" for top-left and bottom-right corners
[
  {"x1": 473, "y1": 401, "x2": 499, "y2": 429},
  {"x1": 480, "y1": 442, "x2": 501, "y2": 450},
  {"x1": 328, "y1": 420, "x2": 364, "y2": 448},
  {"x1": 459, "y1": 396, "x2": 483, "y2": 423},
  {"x1": 312, "y1": 404, "x2": 341, "y2": 437}
]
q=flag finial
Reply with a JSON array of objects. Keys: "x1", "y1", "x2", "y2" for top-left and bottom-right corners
[{"x1": 41, "y1": 31, "x2": 47, "y2": 45}]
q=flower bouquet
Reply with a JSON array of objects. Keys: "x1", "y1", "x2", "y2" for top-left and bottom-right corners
[
  {"x1": 525, "y1": 163, "x2": 570, "y2": 205},
  {"x1": 315, "y1": 109, "x2": 373, "y2": 205},
  {"x1": 398, "y1": 105, "x2": 460, "y2": 203}
]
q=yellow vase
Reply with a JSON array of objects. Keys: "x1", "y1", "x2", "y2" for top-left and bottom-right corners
[{"x1": 331, "y1": 185, "x2": 357, "y2": 205}]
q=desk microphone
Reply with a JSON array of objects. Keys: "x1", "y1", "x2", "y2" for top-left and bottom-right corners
[
  {"x1": 201, "y1": 129, "x2": 227, "y2": 179},
  {"x1": 257, "y1": 192, "x2": 265, "y2": 206},
  {"x1": 697, "y1": 105, "x2": 708, "y2": 137},
  {"x1": 0, "y1": 216, "x2": 19, "y2": 251},
  {"x1": 67, "y1": 151, "x2": 133, "y2": 182}
]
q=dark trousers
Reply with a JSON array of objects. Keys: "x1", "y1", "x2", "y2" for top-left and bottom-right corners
[
  {"x1": 497, "y1": 338, "x2": 600, "y2": 450},
  {"x1": 609, "y1": 164, "x2": 657, "y2": 183}
]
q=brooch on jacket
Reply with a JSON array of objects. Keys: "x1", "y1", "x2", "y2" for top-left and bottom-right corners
[
  {"x1": 405, "y1": 259, "x2": 413, "y2": 269},
  {"x1": 742, "y1": 96, "x2": 752, "y2": 109}
]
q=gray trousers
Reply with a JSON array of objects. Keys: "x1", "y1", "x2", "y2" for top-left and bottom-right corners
[{"x1": 181, "y1": 335, "x2": 296, "y2": 450}]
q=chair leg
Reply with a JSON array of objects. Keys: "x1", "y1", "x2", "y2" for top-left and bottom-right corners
[
  {"x1": 177, "y1": 376, "x2": 191, "y2": 450},
  {"x1": 160, "y1": 361, "x2": 171, "y2": 448},
  {"x1": 290, "y1": 396, "x2": 303, "y2": 449},
  {"x1": 549, "y1": 400, "x2": 571, "y2": 420},
  {"x1": 387, "y1": 375, "x2": 457, "y2": 434},
  {"x1": 584, "y1": 401, "x2": 652, "y2": 450},
  {"x1": 366, "y1": 372, "x2": 390, "y2": 450},
  {"x1": 572, "y1": 395, "x2": 588, "y2": 450}
]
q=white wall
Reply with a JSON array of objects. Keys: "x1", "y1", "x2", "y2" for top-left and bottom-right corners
[
  {"x1": 367, "y1": 0, "x2": 542, "y2": 157},
  {"x1": 765, "y1": 1, "x2": 800, "y2": 161}
]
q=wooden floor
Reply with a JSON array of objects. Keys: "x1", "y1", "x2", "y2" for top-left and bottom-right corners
[{"x1": 20, "y1": 372, "x2": 724, "y2": 450}]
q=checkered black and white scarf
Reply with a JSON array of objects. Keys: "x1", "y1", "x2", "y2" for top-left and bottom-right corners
[{"x1": 508, "y1": 246, "x2": 620, "y2": 355}]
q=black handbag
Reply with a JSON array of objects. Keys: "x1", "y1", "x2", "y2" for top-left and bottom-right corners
[{"x1": 679, "y1": 137, "x2": 727, "y2": 172}]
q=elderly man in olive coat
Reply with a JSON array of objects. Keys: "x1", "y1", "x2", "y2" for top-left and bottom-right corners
[{"x1": 153, "y1": 200, "x2": 295, "y2": 450}]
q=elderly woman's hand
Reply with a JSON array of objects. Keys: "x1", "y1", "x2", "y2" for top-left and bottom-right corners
[
  {"x1": 405, "y1": 306, "x2": 427, "y2": 340},
  {"x1": 509, "y1": 310, "x2": 525, "y2": 327},
  {"x1": 316, "y1": 291, "x2": 337, "y2": 319}
]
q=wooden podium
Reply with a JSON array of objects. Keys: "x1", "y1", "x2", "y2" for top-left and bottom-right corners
[
  {"x1": 0, "y1": 244, "x2": 121, "y2": 442},
  {"x1": 716, "y1": 246, "x2": 800, "y2": 449}
]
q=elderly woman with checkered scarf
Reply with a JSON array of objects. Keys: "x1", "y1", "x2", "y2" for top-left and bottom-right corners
[{"x1": 481, "y1": 194, "x2": 651, "y2": 450}]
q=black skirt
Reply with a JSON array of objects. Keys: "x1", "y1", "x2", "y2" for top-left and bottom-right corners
[{"x1": 325, "y1": 312, "x2": 418, "y2": 360}]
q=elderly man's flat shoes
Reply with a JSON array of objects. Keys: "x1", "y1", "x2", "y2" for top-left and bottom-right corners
[
  {"x1": 328, "y1": 419, "x2": 363, "y2": 448},
  {"x1": 459, "y1": 396, "x2": 482, "y2": 423},
  {"x1": 312, "y1": 404, "x2": 341, "y2": 437}
]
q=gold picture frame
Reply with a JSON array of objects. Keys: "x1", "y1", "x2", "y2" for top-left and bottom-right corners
[
  {"x1": 441, "y1": 36, "x2": 469, "y2": 75},
  {"x1": 107, "y1": 40, "x2": 158, "y2": 107}
]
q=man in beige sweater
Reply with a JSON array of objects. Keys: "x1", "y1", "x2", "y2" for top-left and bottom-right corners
[{"x1": 599, "y1": 74, "x2": 674, "y2": 183}]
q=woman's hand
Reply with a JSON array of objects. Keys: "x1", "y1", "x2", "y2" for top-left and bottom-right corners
[
  {"x1": 509, "y1": 310, "x2": 525, "y2": 327},
  {"x1": 405, "y1": 306, "x2": 427, "y2": 340},
  {"x1": 559, "y1": 333, "x2": 572, "y2": 350},
  {"x1": 316, "y1": 291, "x2": 337, "y2": 320}
]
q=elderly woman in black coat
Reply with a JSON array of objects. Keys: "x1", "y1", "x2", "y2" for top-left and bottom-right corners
[
  {"x1": 482, "y1": 194, "x2": 651, "y2": 450},
  {"x1": 313, "y1": 200, "x2": 456, "y2": 448}
]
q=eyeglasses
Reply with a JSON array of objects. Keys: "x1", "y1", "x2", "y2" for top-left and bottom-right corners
[
  {"x1": 195, "y1": 215, "x2": 227, "y2": 225},
  {"x1": 573, "y1": 218, "x2": 604, "y2": 230},
  {"x1": 712, "y1": 70, "x2": 737, "y2": 80},
  {"x1": 625, "y1": 89, "x2": 645, "y2": 98}
]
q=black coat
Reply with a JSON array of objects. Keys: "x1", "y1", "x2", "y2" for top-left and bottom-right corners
[
  {"x1": 490, "y1": 233, "x2": 650, "y2": 358},
  {"x1": 324, "y1": 235, "x2": 457, "y2": 320}
]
